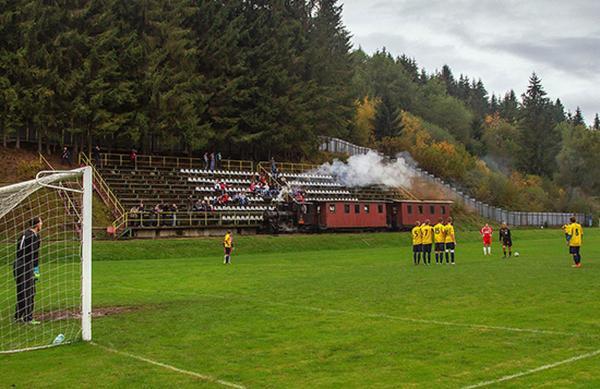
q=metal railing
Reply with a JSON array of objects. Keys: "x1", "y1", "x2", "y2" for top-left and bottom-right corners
[
  {"x1": 259, "y1": 161, "x2": 321, "y2": 174},
  {"x1": 79, "y1": 153, "x2": 125, "y2": 221},
  {"x1": 319, "y1": 136, "x2": 592, "y2": 226},
  {"x1": 319, "y1": 137, "x2": 371, "y2": 155},
  {"x1": 114, "y1": 211, "x2": 263, "y2": 231},
  {"x1": 98, "y1": 153, "x2": 254, "y2": 171}
]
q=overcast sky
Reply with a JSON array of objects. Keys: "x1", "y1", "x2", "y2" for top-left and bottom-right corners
[{"x1": 341, "y1": 0, "x2": 599, "y2": 124}]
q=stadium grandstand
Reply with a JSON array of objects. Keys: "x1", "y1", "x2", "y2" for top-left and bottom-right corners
[{"x1": 79, "y1": 152, "x2": 450, "y2": 238}]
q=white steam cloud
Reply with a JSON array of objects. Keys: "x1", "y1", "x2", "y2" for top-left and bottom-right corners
[{"x1": 314, "y1": 151, "x2": 413, "y2": 188}]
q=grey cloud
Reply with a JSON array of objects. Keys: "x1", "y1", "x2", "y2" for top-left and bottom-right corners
[{"x1": 341, "y1": 0, "x2": 600, "y2": 121}]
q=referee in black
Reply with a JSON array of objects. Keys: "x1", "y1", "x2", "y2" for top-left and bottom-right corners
[{"x1": 14, "y1": 217, "x2": 42, "y2": 324}]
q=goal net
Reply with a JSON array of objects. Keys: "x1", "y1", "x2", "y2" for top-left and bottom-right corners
[{"x1": 0, "y1": 167, "x2": 92, "y2": 353}]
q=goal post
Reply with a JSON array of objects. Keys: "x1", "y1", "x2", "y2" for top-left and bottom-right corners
[{"x1": 0, "y1": 166, "x2": 92, "y2": 353}]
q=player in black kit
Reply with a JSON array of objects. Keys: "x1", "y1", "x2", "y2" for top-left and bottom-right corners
[
  {"x1": 498, "y1": 223, "x2": 512, "y2": 258},
  {"x1": 14, "y1": 217, "x2": 43, "y2": 324}
]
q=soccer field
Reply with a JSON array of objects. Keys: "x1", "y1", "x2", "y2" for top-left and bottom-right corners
[{"x1": 1, "y1": 229, "x2": 599, "y2": 388}]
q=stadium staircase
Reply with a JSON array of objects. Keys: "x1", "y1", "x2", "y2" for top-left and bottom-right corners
[{"x1": 38, "y1": 153, "x2": 83, "y2": 234}]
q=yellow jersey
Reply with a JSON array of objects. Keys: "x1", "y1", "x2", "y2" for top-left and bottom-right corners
[
  {"x1": 420, "y1": 225, "x2": 434, "y2": 244},
  {"x1": 444, "y1": 224, "x2": 455, "y2": 243},
  {"x1": 433, "y1": 223, "x2": 445, "y2": 243},
  {"x1": 223, "y1": 233, "x2": 233, "y2": 248},
  {"x1": 411, "y1": 225, "x2": 422, "y2": 245},
  {"x1": 569, "y1": 223, "x2": 583, "y2": 247}
]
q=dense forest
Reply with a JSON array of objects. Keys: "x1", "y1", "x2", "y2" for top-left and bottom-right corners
[{"x1": 1, "y1": 0, "x2": 598, "y2": 212}]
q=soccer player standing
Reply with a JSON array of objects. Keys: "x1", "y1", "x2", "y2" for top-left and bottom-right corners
[
  {"x1": 566, "y1": 217, "x2": 583, "y2": 268},
  {"x1": 411, "y1": 221, "x2": 423, "y2": 265},
  {"x1": 433, "y1": 218, "x2": 445, "y2": 264},
  {"x1": 223, "y1": 230, "x2": 233, "y2": 264},
  {"x1": 444, "y1": 217, "x2": 456, "y2": 265},
  {"x1": 14, "y1": 217, "x2": 42, "y2": 324},
  {"x1": 499, "y1": 223, "x2": 513, "y2": 258},
  {"x1": 420, "y1": 220, "x2": 434, "y2": 265},
  {"x1": 480, "y1": 223, "x2": 493, "y2": 256}
]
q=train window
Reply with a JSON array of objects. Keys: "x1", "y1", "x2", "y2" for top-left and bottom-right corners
[
  {"x1": 441, "y1": 206, "x2": 446, "y2": 215},
  {"x1": 355, "y1": 204, "x2": 360, "y2": 214},
  {"x1": 344, "y1": 204, "x2": 350, "y2": 213},
  {"x1": 364, "y1": 204, "x2": 370, "y2": 214},
  {"x1": 407, "y1": 205, "x2": 413, "y2": 214},
  {"x1": 329, "y1": 204, "x2": 336, "y2": 213},
  {"x1": 378, "y1": 204, "x2": 384, "y2": 213},
  {"x1": 430, "y1": 205, "x2": 435, "y2": 214},
  {"x1": 418, "y1": 205, "x2": 423, "y2": 214}
]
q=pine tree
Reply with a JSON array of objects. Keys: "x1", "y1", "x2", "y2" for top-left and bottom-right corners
[
  {"x1": 374, "y1": 97, "x2": 402, "y2": 139},
  {"x1": 397, "y1": 54, "x2": 419, "y2": 82},
  {"x1": 517, "y1": 73, "x2": 561, "y2": 176},
  {"x1": 553, "y1": 98, "x2": 566, "y2": 123},
  {"x1": 572, "y1": 106, "x2": 585, "y2": 127},
  {"x1": 308, "y1": 0, "x2": 355, "y2": 141},
  {"x1": 438, "y1": 65, "x2": 457, "y2": 97},
  {"x1": 456, "y1": 75, "x2": 471, "y2": 101},
  {"x1": 499, "y1": 90, "x2": 519, "y2": 123},
  {"x1": 593, "y1": 113, "x2": 600, "y2": 130},
  {"x1": 489, "y1": 94, "x2": 499, "y2": 114}
]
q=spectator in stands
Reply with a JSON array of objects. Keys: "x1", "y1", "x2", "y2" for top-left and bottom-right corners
[
  {"x1": 216, "y1": 152, "x2": 222, "y2": 169},
  {"x1": 214, "y1": 180, "x2": 228, "y2": 194},
  {"x1": 169, "y1": 203, "x2": 178, "y2": 226},
  {"x1": 61, "y1": 146, "x2": 72, "y2": 166},
  {"x1": 192, "y1": 200, "x2": 200, "y2": 212},
  {"x1": 219, "y1": 181, "x2": 228, "y2": 193},
  {"x1": 187, "y1": 194, "x2": 194, "y2": 211},
  {"x1": 153, "y1": 203, "x2": 163, "y2": 226},
  {"x1": 269, "y1": 187, "x2": 280, "y2": 199},
  {"x1": 217, "y1": 193, "x2": 230, "y2": 205},
  {"x1": 129, "y1": 205, "x2": 140, "y2": 227},
  {"x1": 233, "y1": 192, "x2": 249, "y2": 206},
  {"x1": 203, "y1": 152, "x2": 209, "y2": 170},
  {"x1": 259, "y1": 173, "x2": 267, "y2": 185},
  {"x1": 138, "y1": 202, "x2": 146, "y2": 227},
  {"x1": 130, "y1": 148, "x2": 138, "y2": 167},
  {"x1": 92, "y1": 145, "x2": 101, "y2": 166},
  {"x1": 209, "y1": 152, "x2": 215, "y2": 171},
  {"x1": 249, "y1": 180, "x2": 257, "y2": 194},
  {"x1": 270, "y1": 157, "x2": 279, "y2": 179}
]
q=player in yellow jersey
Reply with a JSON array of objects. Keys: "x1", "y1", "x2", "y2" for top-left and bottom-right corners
[
  {"x1": 444, "y1": 217, "x2": 456, "y2": 265},
  {"x1": 433, "y1": 218, "x2": 446, "y2": 264},
  {"x1": 223, "y1": 230, "x2": 233, "y2": 264},
  {"x1": 420, "y1": 220, "x2": 434, "y2": 265},
  {"x1": 411, "y1": 221, "x2": 423, "y2": 265},
  {"x1": 566, "y1": 216, "x2": 583, "y2": 268}
]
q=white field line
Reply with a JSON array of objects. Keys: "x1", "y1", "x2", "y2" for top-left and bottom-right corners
[
  {"x1": 114, "y1": 285, "x2": 582, "y2": 337},
  {"x1": 91, "y1": 342, "x2": 246, "y2": 389},
  {"x1": 462, "y1": 348, "x2": 600, "y2": 388}
]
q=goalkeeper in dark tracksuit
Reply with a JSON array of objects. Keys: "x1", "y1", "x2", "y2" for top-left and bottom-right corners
[{"x1": 14, "y1": 217, "x2": 43, "y2": 324}]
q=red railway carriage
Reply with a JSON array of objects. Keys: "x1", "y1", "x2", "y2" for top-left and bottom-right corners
[
  {"x1": 389, "y1": 200, "x2": 453, "y2": 229},
  {"x1": 316, "y1": 201, "x2": 389, "y2": 230}
]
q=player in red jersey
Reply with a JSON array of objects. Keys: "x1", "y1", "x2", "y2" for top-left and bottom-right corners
[{"x1": 480, "y1": 223, "x2": 493, "y2": 256}]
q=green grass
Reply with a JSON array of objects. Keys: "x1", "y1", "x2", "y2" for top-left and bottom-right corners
[{"x1": 1, "y1": 229, "x2": 600, "y2": 388}]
